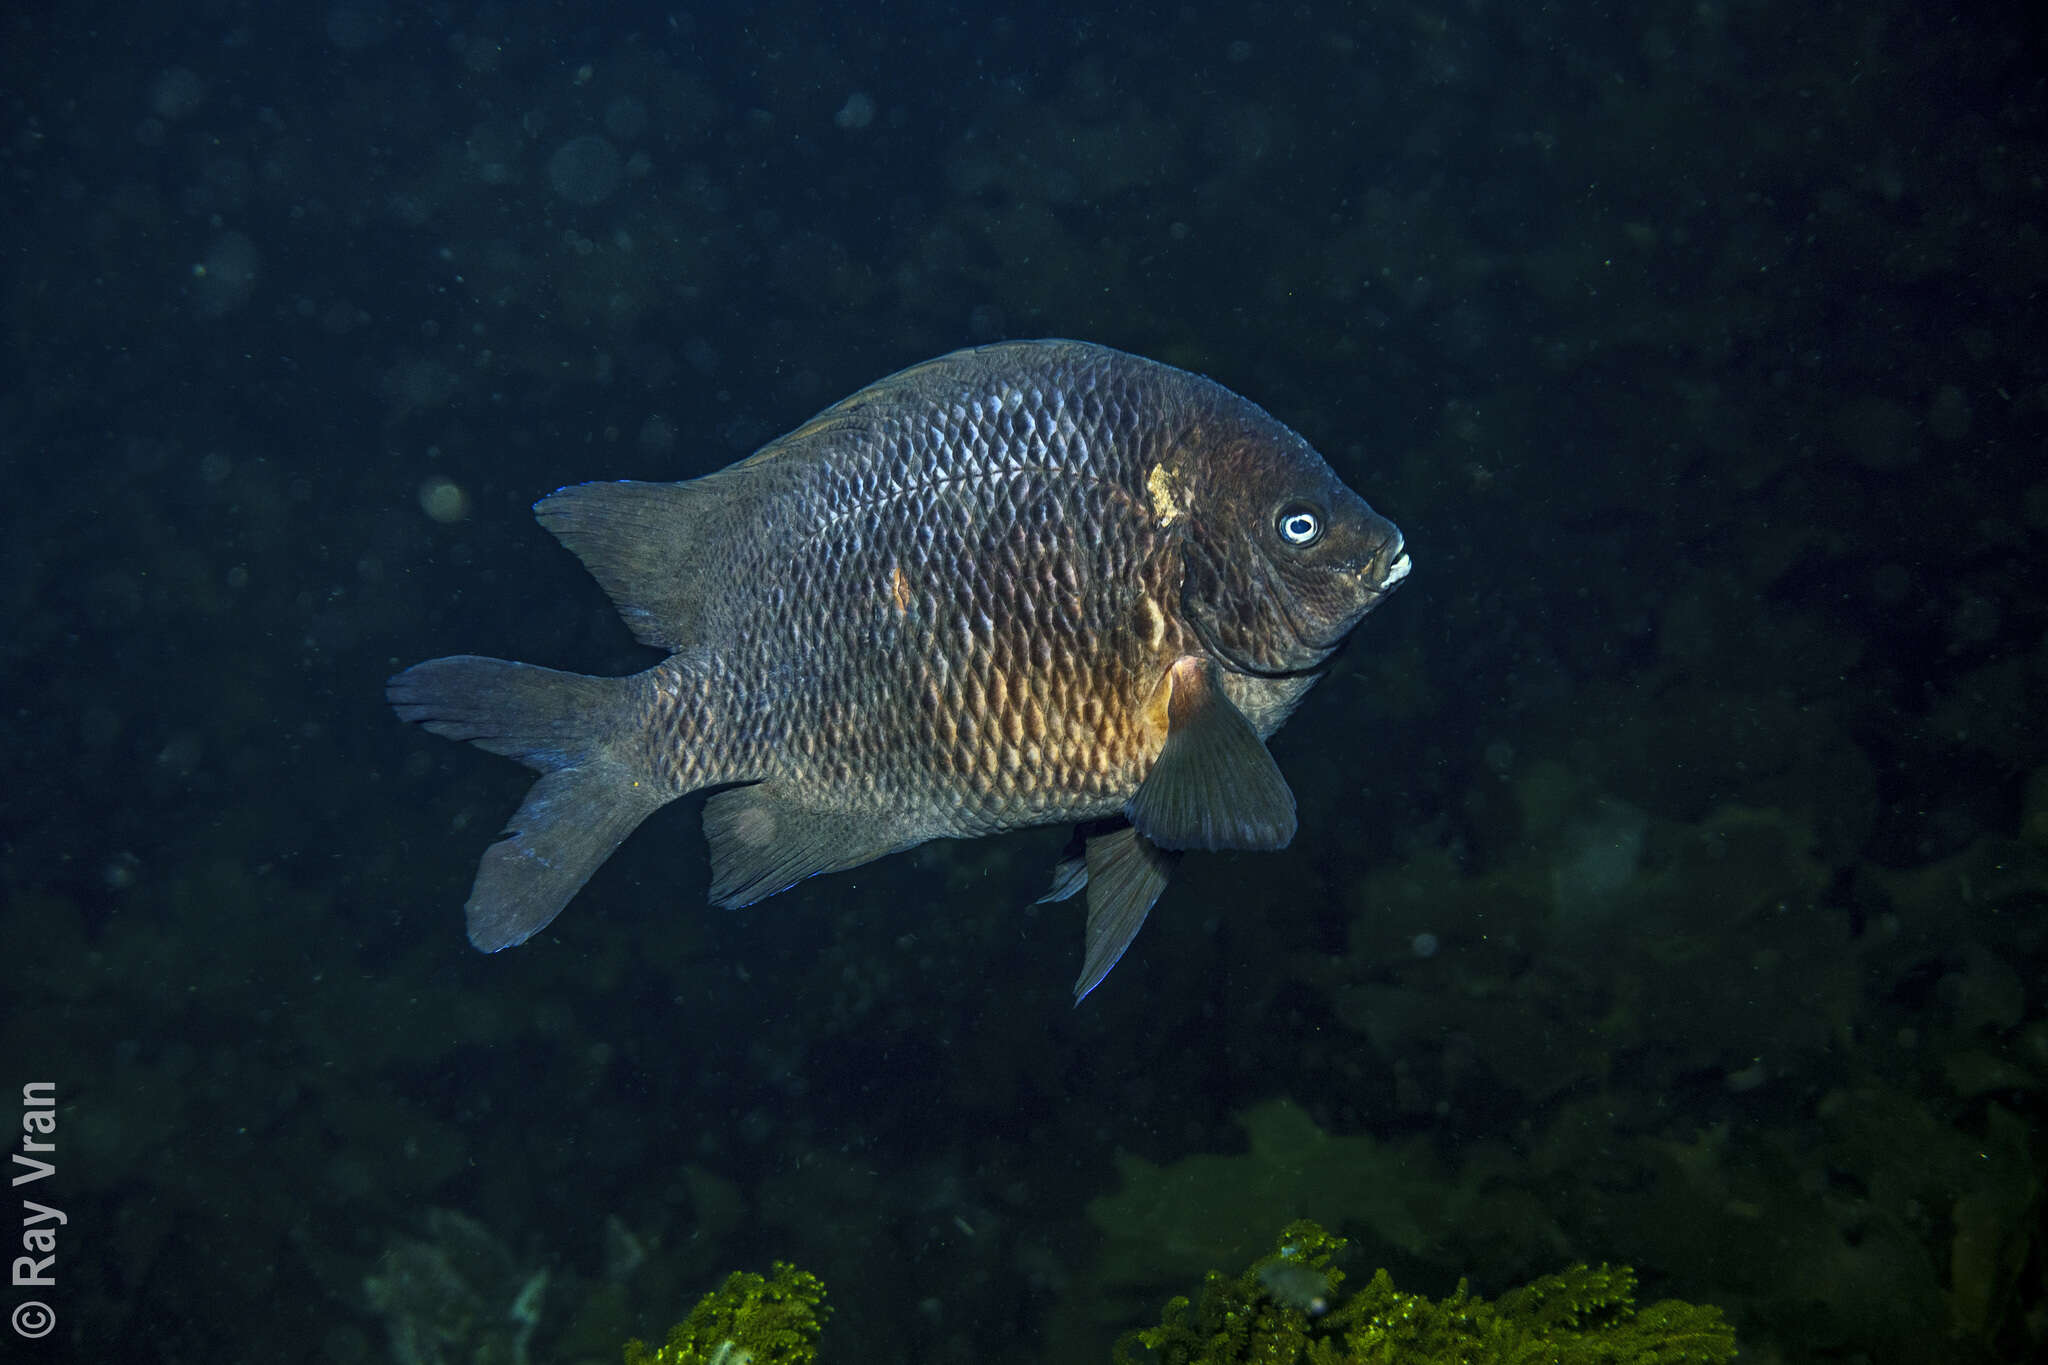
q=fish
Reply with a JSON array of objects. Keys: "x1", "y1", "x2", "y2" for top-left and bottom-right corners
[{"x1": 388, "y1": 340, "x2": 1410, "y2": 1001}]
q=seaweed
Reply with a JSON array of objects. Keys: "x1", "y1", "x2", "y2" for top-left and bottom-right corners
[
  {"x1": 1115, "y1": 1220, "x2": 1736, "y2": 1365},
  {"x1": 622, "y1": 1262, "x2": 830, "y2": 1365}
]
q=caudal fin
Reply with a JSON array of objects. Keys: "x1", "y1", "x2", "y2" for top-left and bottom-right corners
[{"x1": 388, "y1": 656, "x2": 668, "y2": 951}]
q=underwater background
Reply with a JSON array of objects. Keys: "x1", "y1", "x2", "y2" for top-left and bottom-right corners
[{"x1": 3, "y1": 0, "x2": 2045, "y2": 1361}]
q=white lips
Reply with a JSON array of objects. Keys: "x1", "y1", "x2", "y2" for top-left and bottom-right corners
[{"x1": 1381, "y1": 551, "x2": 1412, "y2": 589}]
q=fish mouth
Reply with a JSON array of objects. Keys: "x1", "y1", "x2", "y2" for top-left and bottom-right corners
[
  {"x1": 1185, "y1": 528, "x2": 1412, "y2": 677},
  {"x1": 1369, "y1": 534, "x2": 1411, "y2": 596},
  {"x1": 1261, "y1": 531, "x2": 1413, "y2": 664},
  {"x1": 1289, "y1": 533, "x2": 1408, "y2": 653}
]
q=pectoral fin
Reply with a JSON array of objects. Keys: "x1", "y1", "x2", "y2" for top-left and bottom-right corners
[
  {"x1": 1073, "y1": 824, "x2": 1179, "y2": 1004},
  {"x1": 1127, "y1": 656, "x2": 1298, "y2": 852}
]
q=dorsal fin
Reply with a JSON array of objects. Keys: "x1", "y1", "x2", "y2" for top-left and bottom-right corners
[
  {"x1": 534, "y1": 473, "x2": 756, "y2": 651},
  {"x1": 534, "y1": 342, "x2": 1108, "y2": 651}
]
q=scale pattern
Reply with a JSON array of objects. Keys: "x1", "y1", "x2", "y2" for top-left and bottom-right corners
[
  {"x1": 644, "y1": 343, "x2": 1207, "y2": 837},
  {"x1": 393, "y1": 339, "x2": 1409, "y2": 958}
]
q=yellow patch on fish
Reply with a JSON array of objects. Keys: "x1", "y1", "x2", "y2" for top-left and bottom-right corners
[
  {"x1": 890, "y1": 563, "x2": 912, "y2": 613},
  {"x1": 1137, "y1": 591, "x2": 1168, "y2": 652},
  {"x1": 1138, "y1": 660, "x2": 1178, "y2": 749},
  {"x1": 1146, "y1": 462, "x2": 1186, "y2": 527}
]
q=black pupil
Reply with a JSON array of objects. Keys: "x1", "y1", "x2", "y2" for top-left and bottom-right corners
[{"x1": 1284, "y1": 512, "x2": 1316, "y2": 542}]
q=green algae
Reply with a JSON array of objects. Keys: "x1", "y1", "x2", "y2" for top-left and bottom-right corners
[
  {"x1": 623, "y1": 1262, "x2": 829, "y2": 1365},
  {"x1": 1116, "y1": 1220, "x2": 1737, "y2": 1365}
]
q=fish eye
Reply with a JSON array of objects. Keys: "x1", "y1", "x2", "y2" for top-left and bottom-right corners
[{"x1": 1275, "y1": 503, "x2": 1323, "y2": 548}]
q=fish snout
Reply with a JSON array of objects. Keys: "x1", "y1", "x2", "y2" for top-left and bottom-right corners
[{"x1": 1369, "y1": 531, "x2": 1411, "y2": 594}]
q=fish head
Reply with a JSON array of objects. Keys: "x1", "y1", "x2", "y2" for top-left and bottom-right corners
[{"x1": 1179, "y1": 420, "x2": 1408, "y2": 675}]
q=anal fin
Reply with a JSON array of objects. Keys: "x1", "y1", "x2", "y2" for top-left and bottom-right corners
[{"x1": 703, "y1": 782, "x2": 921, "y2": 908}]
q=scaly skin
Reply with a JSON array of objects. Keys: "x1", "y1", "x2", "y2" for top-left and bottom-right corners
[{"x1": 631, "y1": 342, "x2": 1337, "y2": 840}]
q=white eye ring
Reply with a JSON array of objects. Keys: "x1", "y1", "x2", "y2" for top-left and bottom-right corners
[{"x1": 1277, "y1": 506, "x2": 1322, "y2": 547}]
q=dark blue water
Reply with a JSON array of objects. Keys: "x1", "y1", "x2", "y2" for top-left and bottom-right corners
[{"x1": 4, "y1": 2, "x2": 2044, "y2": 1361}]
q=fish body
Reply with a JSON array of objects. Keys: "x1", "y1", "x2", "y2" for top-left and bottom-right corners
[{"x1": 390, "y1": 340, "x2": 1409, "y2": 999}]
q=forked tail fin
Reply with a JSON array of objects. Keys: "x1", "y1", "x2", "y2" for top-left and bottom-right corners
[{"x1": 388, "y1": 656, "x2": 669, "y2": 951}]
